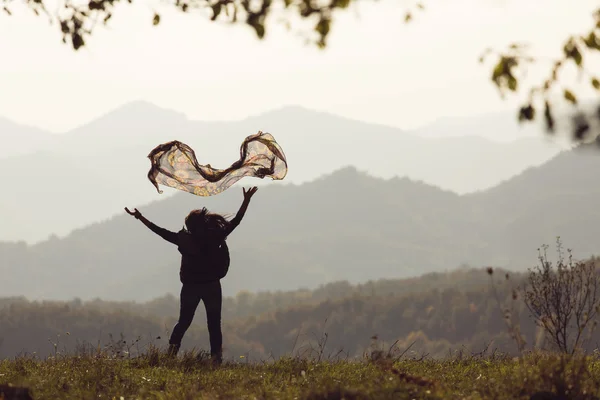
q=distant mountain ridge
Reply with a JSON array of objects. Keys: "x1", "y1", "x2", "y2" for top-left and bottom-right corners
[
  {"x1": 0, "y1": 116, "x2": 55, "y2": 158},
  {"x1": 0, "y1": 101, "x2": 563, "y2": 243},
  {"x1": 1, "y1": 143, "x2": 599, "y2": 302}
]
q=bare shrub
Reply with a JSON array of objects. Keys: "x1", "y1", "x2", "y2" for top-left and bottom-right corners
[{"x1": 524, "y1": 238, "x2": 600, "y2": 354}]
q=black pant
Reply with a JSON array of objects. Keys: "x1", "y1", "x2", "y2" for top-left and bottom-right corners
[{"x1": 169, "y1": 281, "x2": 222, "y2": 357}]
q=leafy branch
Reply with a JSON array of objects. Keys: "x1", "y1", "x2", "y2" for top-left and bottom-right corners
[
  {"x1": 2, "y1": 0, "x2": 357, "y2": 50},
  {"x1": 480, "y1": 7, "x2": 600, "y2": 143}
]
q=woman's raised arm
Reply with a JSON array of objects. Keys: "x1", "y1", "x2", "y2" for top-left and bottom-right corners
[
  {"x1": 223, "y1": 187, "x2": 258, "y2": 236},
  {"x1": 125, "y1": 207, "x2": 179, "y2": 245}
]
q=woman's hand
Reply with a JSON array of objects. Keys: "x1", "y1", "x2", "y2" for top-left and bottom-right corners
[
  {"x1": 125, "y1": 207, "x2": 142, "y2": 220},
  {"x1": 243, "y1": 186, "x2": 258, "y2": 202},
  {"x1": 225, "y1": 187, "x2": 258, "y2": 234}
]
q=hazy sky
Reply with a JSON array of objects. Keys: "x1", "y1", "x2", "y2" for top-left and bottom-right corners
[{"x1": 0, "y1": 0, "x2": 597, "y2": 135}]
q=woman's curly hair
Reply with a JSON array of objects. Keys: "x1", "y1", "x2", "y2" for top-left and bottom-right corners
[{"x1": 184, "y1": 207, "x2": 231, "y2": 238}]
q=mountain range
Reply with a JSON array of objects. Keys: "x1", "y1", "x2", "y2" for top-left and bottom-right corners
[
  {"x1": 0, "y1": 101, "x2": 564, "y2": 243},
  {"x1": 1, "y1": 141, "x2": 599, "y2": 302}
]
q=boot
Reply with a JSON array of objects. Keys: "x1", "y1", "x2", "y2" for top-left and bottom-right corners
[{"x1": 167, "y1": 343, "x2": 180, "y2": 358}]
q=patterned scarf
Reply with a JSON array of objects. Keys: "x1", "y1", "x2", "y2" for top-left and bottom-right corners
[{"x1": 147, "y1": 131, "x2": 287, "y2": 196}]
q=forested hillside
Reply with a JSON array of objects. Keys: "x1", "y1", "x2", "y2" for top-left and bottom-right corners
[{"x1": 0, "y1": 267, "x2": 567, "y2": 360}]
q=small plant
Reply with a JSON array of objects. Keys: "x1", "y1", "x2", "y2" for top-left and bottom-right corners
[{"x1": 524, "y1": 238, "x2": 600, "y2": 354}]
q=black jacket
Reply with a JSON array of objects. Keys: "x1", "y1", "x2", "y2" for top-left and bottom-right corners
[{"x1": 148, "y1": 219, "x2": 239, "y2": 284}]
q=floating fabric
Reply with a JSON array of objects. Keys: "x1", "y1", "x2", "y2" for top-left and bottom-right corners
[{"x1": 147, "y1": 131, "x2": 287, "y2": 196}]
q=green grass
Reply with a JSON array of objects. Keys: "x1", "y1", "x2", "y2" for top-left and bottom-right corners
[{"x1": 1, "y1": 349, "x2": 600, "y2": 399}]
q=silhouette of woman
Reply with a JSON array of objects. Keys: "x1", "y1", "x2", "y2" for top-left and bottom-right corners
[{"x1": 125, "y1": 186, "x2": 258, "y2": 364}]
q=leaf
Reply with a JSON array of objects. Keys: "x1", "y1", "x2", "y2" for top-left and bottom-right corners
[
  {"x1": 592, "y1": 77, "x2": 600, "y2": 90},
  {"x1": 60, "y1": 20, "x2": 70, "y2": 34},
  {"x1": 3, "y1": 6, "x2": 12, "y2": 16},
  {"x1": 491, "y1": 60, "x2": 505, "y2": 84},
  {"x1": 572, "y1": 48, "x2": 583, "y2": 66},
  {"x1": 563, "y1": 40, "x2": 583, "y2": 66},
  {"x1": 211, "y1": 3, "x2": 221, "y2": 20},
  {"x1": 543, "y1": 80, "x2": 551, "y2": 91},
  {"x1": 507, "y1": 75, "x2": 518, "y2": 92},
  {"x1": 71, "y1": 32, "x2": 84, "y2": 50},
  {"x1": 492, "y1": 56, "x2": 518, "y2": 88},
  {"x1": 254, "y1": 23, "x2": 265, "y2": 39},
  {"x1": 544, "y1": 101, "x2": 555, "y2": 133},
  {"x1": 88, "y1": 1, "x2": 105, "y2": 11},
  {"x1": 247, "y1": 15, "x2": 265, "y2": 39},
  {"x1": 583, "y1": 31, "x2": 600, "y2": 50},
  {"x1": 564, "y1": 89, "x2": 578, "y2": 105},
  {"x1": 404, "y1": 12, "x2": 412, "y2": 23},
  {"x1": 300, "y1": 3, "x2": 315, "y2": 17},
  {"x1": 573, "y1": 115, "x2": 590, "y2": 141},
  {"x1": 152, "y1": 13, "x2": 160, "y2": 26},
  {"x1": 518, "y1": 104, "x2": 535, "y2": 122},
  {"x1": 315, "y1": 17, "x2": 330, "y2": 38},
  {"x1": 73, "y1": 16, "x2": 83, "y2": 30},
  {"x1": 332, "y1": 0, "x2": 351, "y2": 8}
]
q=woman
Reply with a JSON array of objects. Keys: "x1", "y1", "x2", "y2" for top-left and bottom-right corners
[{"x1": 125, "y1": 186, "x2": 258, "y2": 364}]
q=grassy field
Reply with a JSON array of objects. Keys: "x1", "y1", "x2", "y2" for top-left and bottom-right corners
[{"x1": 2, "y1": 349, "x2": 600, "y2": 400}]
